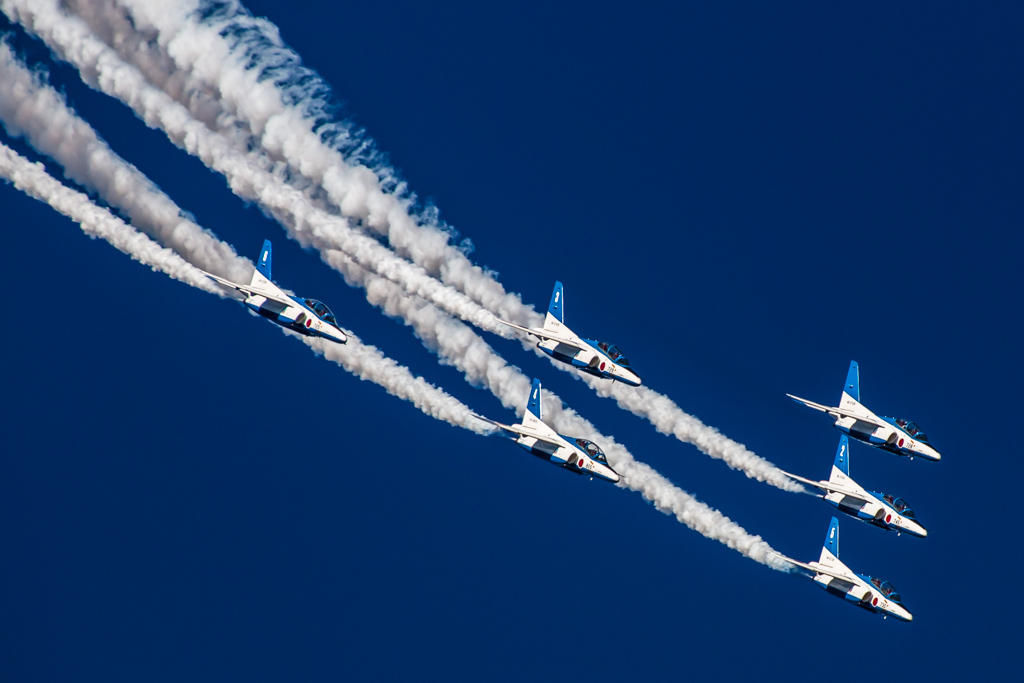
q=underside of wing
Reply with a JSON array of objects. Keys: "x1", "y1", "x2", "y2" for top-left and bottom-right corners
[
  {"x1": 778, "y1": 470, "x2": 829, "y2": 491},
  {"x1": 779, "y1": 471, "x2": 866, "y2": 500},
  {"x1": 771, "y1": 553, "x2": 858, "y2": 584},
  {"x1": 496, "y1": 319, "x2": 577, "y2": 346},
  {"x1": 470, "y1": 414, "x2": 562, "y2": 448},
  {"x1": 200, "y1": 270, "x2": 295, "y2": 308}
]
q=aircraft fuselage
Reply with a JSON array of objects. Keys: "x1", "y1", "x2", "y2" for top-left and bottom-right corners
[{"x1": 243, "y1": 294, "x2": 347, "y2": 345}]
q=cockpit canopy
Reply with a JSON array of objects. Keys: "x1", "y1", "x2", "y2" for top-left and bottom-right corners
[
  {"x1": 304, "y1": 299, "x2": 338, "y2": 326},
  {"x1": 894, "y1": 418, "x2": 929, "y2": 443},
  {"x1": 575, "y1": 438, "x2": 608, "y2": 464},
  {"x1": 882, "y1": 493, "x2": 915, "y2": 519},
  {"x1": 596, "y1": 341, "x2": 631, "y2": 368},
  {"x1": 870, "y1": 577, "x2": 903, "y2": 604}
]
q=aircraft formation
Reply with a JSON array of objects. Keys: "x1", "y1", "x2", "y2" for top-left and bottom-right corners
[
  {"x1": 772, "y1": 361, "x2": 941, "y2": 621},
  {"x1": 207, "y1": 247, "x2": 937, "y2": 622}
]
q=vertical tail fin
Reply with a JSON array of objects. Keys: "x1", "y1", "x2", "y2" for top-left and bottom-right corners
[
  {"x1": 521, "y1": 378, "x2": 544, "y2": 429},
  {"x1": 842, "y1": 360, "x2": 860, "y2": 403},
  {"x1": 829, "y1": 435, "x2": 851, "y2": 483},
  {"x1": 819, "y1": 517, "x2": 841, "y2": 564},
  {"x1": 526, "y1": 378, "x2": 543, "y2": 420},
  {"x1": 543, "y1": 281, "x2": 564, "y2": 331},
  {"x1": 250, "y1": 239, "x2": 273, "y2": 287}
]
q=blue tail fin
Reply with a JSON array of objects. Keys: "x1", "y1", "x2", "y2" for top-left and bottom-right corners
[
  {"x1": 824, "y1": 517, "x2": 840, "y2": 558},
  {"x1": 843, "y1": 360, "x2": 860, "y2": 402},
  {"x1": 526, "y1": 378, "x2": 543, "y2": 420},
  {"x1": 547, "y1": 281, "x2": 564, "y2": 323},
  {"x1": 257, "y1": 239, "x2": 273, "y2": 280},
  {"x1": 833, "y1": 435, "x2": 850, "y2": 476}
]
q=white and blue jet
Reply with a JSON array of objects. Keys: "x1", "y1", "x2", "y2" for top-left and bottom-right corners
[
  {"x1": 781, "y1": 435, "x2": 927, "y2": 538},
  {"x1": 774, "y1": 517, "x2": 913, "y2": 622},
  {"x1": 474, "y1": 378, "x2": 620, "y2": 483},
  {"x1": 200, "y1": 239, "x2": 347, "y2": 345},
  {"x1": 788, "y1": 361, "x2": 940, "y2": 462},
  {"x1": 498, "y1": 282, "x2": 641, "y2": 386}
]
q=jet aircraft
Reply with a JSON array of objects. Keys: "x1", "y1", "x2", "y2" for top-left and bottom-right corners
[
  {"x1": 780, "y1": 435, "x2": 927, "y2": 538},
  {"x1": 788, "y1": 361, "x2": 940, "y2": 461},
  {"x1": 498, "y1": 282, "x2": 641, "y2": 386},
  {"x1": 474, "y1": 378, "x2": 620, "y2": 483},
  {"x1": 774, "y1": 517, "x2": 913, "y2": 621},
  {"x1": 200, "y1": 239, "x2": 347, "y2": 344}
]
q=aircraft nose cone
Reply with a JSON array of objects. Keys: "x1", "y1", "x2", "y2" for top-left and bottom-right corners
[{"x1": 601, "y1": 466, "x2": 621, "y2": 483}]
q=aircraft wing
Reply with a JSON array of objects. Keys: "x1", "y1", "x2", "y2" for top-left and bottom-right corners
[
  {"x1": 777, "y1": 470, "x2": 826, "y2": 490},
  {"x1": 774, "y1": 557, "x2": 864, "y2": 581},
  {"x1": 777, "y1": 471, "x2": 865, "y2": 500},
  {"x1": 496, "y1": 319, "x2": 580, "y2": 348},
  {"x1": 471, "y1": 413, "x2": 564, "y2": 449},
  {"x1": 786, "y1": 394, "x2": 888, "y2": 429},
  {"x1": 771, "y1": 554, "x2": 859, "y2": 583},
  {"x1": 199, "y1": 270, "x2": 295, "y2": 308}
]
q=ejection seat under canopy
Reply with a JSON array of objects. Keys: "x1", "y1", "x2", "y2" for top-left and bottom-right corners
[
  {"x1": 596, "y1": 341, "x2": 631, "y2": 368},
  {"x1": 870, "y1": 578, "x2": 903, "y2": 603},
  {"x1": 882, "y1": 494, "x2": 915, "y2": 518},
  {"x1": 575, "y1": 438, "x2": 608, "y2": 464},
  {"x1": 895, "y1": 418, "x2": 929, "y2": 443},
  {"x1": 305, "y1": 299, "x2": 338, "y2": 326}
]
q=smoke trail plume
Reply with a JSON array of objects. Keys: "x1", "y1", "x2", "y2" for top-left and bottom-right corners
[
  {"x1": 54, "y1": 0, "x2": 804, "y2": 493},
  {"x1": 0, "y1": 38, "x2": 252, "y2": 283},
  {"x1": 0, "y1": 140, "x2": 221, "y2": 292},
  {"x1": 2, "y1": 2, "x2": 798, "y2": 565},
  {"x1": 0, "y1": 137, "x2": 489, "y2": 434},
  {"x1": 1, "y1": 0, "x2": 513, "y2": 338},
  {"x1": 66, "y1": 0, "x2": 544, "y2": 327}
]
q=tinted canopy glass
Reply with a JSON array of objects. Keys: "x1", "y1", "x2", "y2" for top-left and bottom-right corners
[
  {"x1": 575, "y1": 438, "x2": 608, "y2": 464},
  {"x1": 305, "y1": 299, "x2": 338, "y2": 325},
  {"x1": 895, "y1": 418, "x2": 929, "y2": 443},
  {"x1": 871, "y1": 577, "x2": 902, "y2": 603},
  {"x1": 882, "y1": 494, "x2": 913, "y2": 517},
  {"x1": 596, "y1": 341, "x2": 631, "y2": 368}
]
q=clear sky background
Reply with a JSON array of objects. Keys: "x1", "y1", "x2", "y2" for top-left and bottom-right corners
[{"x1": 1, "y1": 1, "x2": 1021, "y2": 680}]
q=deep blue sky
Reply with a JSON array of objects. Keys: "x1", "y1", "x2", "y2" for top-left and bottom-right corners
[{"x1": 1, "y1": 1, "x2": 1021, "y2": 680}]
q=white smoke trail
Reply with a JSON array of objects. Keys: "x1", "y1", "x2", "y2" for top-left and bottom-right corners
[
  {"x1": 330, "y1": 252, "x2": 791, "y2": 568},
  {"x1": 56, "y1": 0, "x2": 804, "y2": 493},
  {"x1": 1, "y1": 0, "x2": 514, "y2": 339},
  {"x1": 0, "y1": 138, "x2": 488, "y2": 434},
  {"x1": 0, "y1": 38, "x2": 253, "y2": 283},
  {"x1": 68, "y1": 0, "x2": 544, "y2": 327},
  {"x1": 0, "y1": 140, "x2": 221, "y2": 292},
  {"x1": 0, "y1": 22, "x2": 791, "y2": 569},
  {"x1": 578, "y1": 376, "x2": 802, "y2": 491}
]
